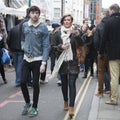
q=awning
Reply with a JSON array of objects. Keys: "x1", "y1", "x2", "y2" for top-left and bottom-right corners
[{"x1": 0, "y1": 1, "x2": 27, "y2": 16}]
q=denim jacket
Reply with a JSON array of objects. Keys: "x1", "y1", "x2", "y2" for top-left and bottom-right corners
[{"x1": 21, "y1": 21, "x2": 49, "y2": 62}]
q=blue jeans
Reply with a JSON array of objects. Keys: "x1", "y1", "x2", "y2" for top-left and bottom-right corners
[
  {"x1": 12, "y1": 52, "x2": 23, "y2": 86},
  {"x1": 60, "y1": 74, "x2": 78, "y2": 107},
  {"x1": 104, "y1": 66, "x2": 110, "y2": 90}
]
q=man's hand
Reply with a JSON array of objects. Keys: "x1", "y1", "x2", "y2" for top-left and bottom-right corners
[{"x1": 40, "y1": 64, "x2": 46, "y2": 73}]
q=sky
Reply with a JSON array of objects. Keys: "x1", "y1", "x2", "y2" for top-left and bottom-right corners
[{"x1": 102, "y1": 0, "x2": 120, "y2": 8}]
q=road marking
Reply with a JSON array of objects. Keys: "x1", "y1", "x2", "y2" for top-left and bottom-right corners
[
  {"x1": 0, "y1": 100, "x2": 24, "y2": 108},
  {"x1": 0, "y1": 90, "x2": 23, "y2": 108},
  {"x1": 9, "y1": 91, "x2": 22, "y2": 98},
  {"x1": 64, "y1": 74, "x2": 91, "y2": 120},
  {"x1": 74, "y1": 77, "x2": 92, "y2": 119}
]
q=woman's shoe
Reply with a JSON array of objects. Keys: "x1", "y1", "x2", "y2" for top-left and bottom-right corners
[
  {"x1": 69, "y1": 107, "x2": 74, "y2": 117},
  {"x1": 64, "y1": 101, "x2": 68, "y2": 111}
]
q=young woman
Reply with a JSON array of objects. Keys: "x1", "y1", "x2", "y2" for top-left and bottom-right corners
[{"x1": 51, "y1": 14, "x2": 81, "y2": 117}]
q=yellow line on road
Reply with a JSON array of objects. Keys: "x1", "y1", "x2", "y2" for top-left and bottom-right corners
[
  {"x1": 64, "y1": 74, "x2": 91, "y2": 120},
  {"x1": 74, "y1": 77, "x2": 92, "y2": 119}
]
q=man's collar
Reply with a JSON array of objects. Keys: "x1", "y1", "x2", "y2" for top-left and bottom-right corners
[{"x1": 28, "y1": 19, "x2": 41, "y2": 27}]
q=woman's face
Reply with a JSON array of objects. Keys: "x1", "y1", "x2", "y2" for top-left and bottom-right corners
[{"x1": 63, "y1": 16, "x2": 73, "y2": 28}]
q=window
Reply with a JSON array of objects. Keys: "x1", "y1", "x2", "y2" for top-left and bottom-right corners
[{"x1": 54, "y1": 8, "x2": 60, "y2": 17}]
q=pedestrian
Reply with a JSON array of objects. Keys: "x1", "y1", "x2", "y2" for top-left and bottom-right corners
[
  {"x1": 51, "y1": 14, "x2": 81, "y2": 117},
  {"x1": 94, "y1": 11, "x2": 110, "y2": 97},
  {"x1": 7, "y1": 8, "x2": 33, "y2": 87},
  {"x1": 78, "y1": 23, "x2": 88, "y2": 73},
  {"x1": 80, "y1": 24, "x2": 95, "y2": 78},
  {"x1": 20, "y1": 6, "x2": 49, "y2": 117},
  {"x1": 7, "y1": 24, "x2": 24, "y2": 87},
  {"x1": 49, "y1": 23, "x2": 62, "y2": 86},
  {"x1": 99, "y1": 4, "x2": 120, "y2": 105},
  {"x1": 0, "y1": 17, "x2": 7, "y2": 84}
]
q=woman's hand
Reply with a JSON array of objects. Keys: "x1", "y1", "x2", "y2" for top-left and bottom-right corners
[{"x1": 61, "y1": 44, "x2": 69, "y2": 50}]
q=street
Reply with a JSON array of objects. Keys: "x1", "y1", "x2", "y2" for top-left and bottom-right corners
[{"x1": 0, "y1": 64, "x2": 97, "y2": 120}]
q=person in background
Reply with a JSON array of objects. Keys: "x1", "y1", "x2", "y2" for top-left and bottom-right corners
[
  {"x1": 49, "y1": 23, "x2": 62, "y2": 86},
  {"x1": 20, "y1": 6, "x2": 49, "y2": 117},
  {"x1": 51, "y1": 14, "x2": 81, "y2": 117},
  {"x1": 94, "y1": 11, "x2": 110, "y2": 97},
  {"x1": 0, "y1": 18, "x2": 7, "y2": 84},
  {"x1": 99, "y1": 4, "x2": 120, "y2": 105},
  {"x1": 7, "y1": 24, "x2": 24, "y2": 87},
  {"x1": 7, "y1": 8, "x2": 33, "y2": 87},
  {"x1": 79, "y1": 23, "x2": 88, "y2": 74},
  {"x1": 81, "y1": 25, "x2": 96, "y2": 78}
]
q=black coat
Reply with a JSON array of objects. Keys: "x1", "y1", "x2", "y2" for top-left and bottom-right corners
[
  {"x1": 100, "y1": 13, "x2": 120, "y2": 60},
  {"x1": 7, "y1": 24, "x2": 23, "y2": 52},
  {"x1": 94, "y1": 16, "x2": 109, "y2": 51},
  {"x1": 51, "y1": 28, "x2": 81, "y2": 75},
  {"x1": 7, "y1": 18, "x2": 29, "y2": 52}
]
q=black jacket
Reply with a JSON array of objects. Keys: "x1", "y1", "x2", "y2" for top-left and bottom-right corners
[
  {"x1": 7, "y1": 17, "x2": 29, "y2": 52},
  {"x1": 51, "y1": 28, "x2": 81, "y2": 75},
  {"x1": 100, "y1": 13, "x2": 120, "y2": 60},
  {"x1": 7, "y1": 23, "x2": 23, "y2": 52},
  {"x1": 94, "y1": 16, "x2": 109, "y2": 51}
]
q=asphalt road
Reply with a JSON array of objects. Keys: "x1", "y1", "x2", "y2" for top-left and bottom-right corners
[{"x1": 0, "y1": 64, "x2": 97, "y2": 120}]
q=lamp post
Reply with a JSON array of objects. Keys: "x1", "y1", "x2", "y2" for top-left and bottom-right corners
[
  {"x1": 90, "y1": 0, "x2": 96, "y2": 25},
  {"x1": 28, "y1": 0, "x2": 31, "y2": 7},
  {"x1": 61, "y1": 0, "x2": 65, "y2": 17}
]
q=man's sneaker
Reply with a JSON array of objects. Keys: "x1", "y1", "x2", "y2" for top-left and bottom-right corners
[
  {"x1": 3, "y1": 79, "x2": 7, "y2": 84},
  {"x1": 40, "y1": 79, "x2": 48, "y2": 84},
  {"x1": 105, "y1": 100, "x2": 117, "y2": 105},
  {"x1": 104, "y1": 90, "x2": 110, "y2": 94},
  {"x1": 82, "y1": 75, "x2": 87, "y2": 79},
  {"x1": 57, "y1": 80, "x2": 62, "y2": 86},
  {"x1": 28, "y1": 107, "x2": 38, "y2": 117},
  {"x1": 103, "y1": 89, "x2": 110, "y2": 94},
  {"x1": 21, "y1": 103, "x2": 31, "y2": 115}
]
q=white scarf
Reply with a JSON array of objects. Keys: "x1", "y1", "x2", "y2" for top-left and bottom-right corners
[
  {"x1": 49, "y1": 26, "x2": 73, "y2": 79},
  {"x1": 61, "y1": 26, "x2": 73, "y2": 61}
]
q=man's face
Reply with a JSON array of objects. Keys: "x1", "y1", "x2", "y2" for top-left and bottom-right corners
[
  {"x1": 29, "y1": 11, "x2": 40, "y2": 22},
  {"x1": 63, "y1": 16, "x2": 73, "y2": 28},
  {"x1": 109, "y1": 9, "x2": 113, "y2": 16}
]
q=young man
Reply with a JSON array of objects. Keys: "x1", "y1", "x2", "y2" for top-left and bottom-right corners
[{"x1": 20, "y1": 6, "x2": 49, "y2": 117}]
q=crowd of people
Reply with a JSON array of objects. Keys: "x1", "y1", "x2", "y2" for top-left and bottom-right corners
[{"x1": 0, "y1": 3, "x2": 120, "y2": 118}]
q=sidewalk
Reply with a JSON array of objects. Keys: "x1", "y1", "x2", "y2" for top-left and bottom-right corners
[{"x1": 88, "y1": 83, "x2": 120, "y2": 120}]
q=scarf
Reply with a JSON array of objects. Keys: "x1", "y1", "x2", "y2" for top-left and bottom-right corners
[{"x1": 49, "y1": 26, "x2": 73, "y2": 79}]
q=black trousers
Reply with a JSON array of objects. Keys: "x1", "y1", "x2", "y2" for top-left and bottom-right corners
[{"x1": 21, "y1": 60, "x2": 41, "y2": 108}]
